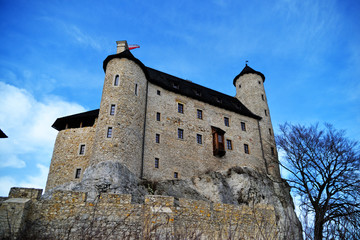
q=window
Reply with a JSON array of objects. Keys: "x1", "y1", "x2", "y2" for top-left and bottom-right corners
[
  {"x1": 244, "y1": 144, "x2": 249, "y2": 154},
  {"x1": 239, "y1": 84, "x2": 241, "y2": 88},
  {"x1": 195, "y1": 89, "x2": 201, "y2": 96},
  {"x1": 224, "y1": 117, "x2": 230, "y2": 127},
  {"x1": 157, "y1": 90, "x2": 161, "y2": 95},
  {"x1": 211, "y1": 126, "x2": 226, "y2": 157},
  {"x1": 156, "y1": 134, "x2": 160, "y2": 143},
  {"x1": 155, "y1": 158, "x2": 159, "y2": 168},
  {"x1": 107, "y1": 127, "x2": 113, "y2": 138},
  {"x1": 114, "y1": 75, "x2": 119, "y2": 86},
  {"x1": 197, "y1": 109, "x2": 203, "y2": 119},
  {"x1": 156, "y1": 112, "x2": 161, "y2": 121},
  {"x1": 75, "y1": 168, "x2": 81, "y2": 179},
  {"x1": 271, "y1": 147, "x2": 275, "y2": 156},
  {"x1": 196, "y1": 134, "x2": 202, "y2": 144},
  {"x1": 135, "y1": 84, "x2": 138, "y2": 95},
  {"x1": 110, "y1": 104, "x2": 116, "y2": 115},
  {"x1": 226, "y1": 139, "x2": 232, "y2": 150},
  {"x1": 174, "y1": 172, "x2": 178, "y2": 178},
  {"x1": 261, "y1": 94, "x2": 265, "y2": 101},
  {"x1": 178, "y1": 128, "x2": 184, "y2": 139},
  {"x1": 216, "y1": 97, "x2": 222, "y2": 103},
  {"x1": 258, "y1": 81, "x2": 261, "y2": 84},
  {"x1": 269, "y1": 128, "x2": 272, "y2": 136},
  {"x1": 173, "y1": 83, "x2": 179, "y2": 89},
  {"x1": 178, "y1": 103, "x2": 184, "y2": 113},
  {"x1": 79, "y1": 144, "x2": 86, "y2": 155},
  {"x1": 264, "y1": 110, "x2": 268, "y2": 116},
  {"x1": 241, "y1": 122, "x2": 246, "y2": 131}
]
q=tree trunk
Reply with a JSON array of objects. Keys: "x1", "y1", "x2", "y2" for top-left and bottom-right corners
[{"x1": 314, "y1": 213, "x2": 324, "y2": 240}]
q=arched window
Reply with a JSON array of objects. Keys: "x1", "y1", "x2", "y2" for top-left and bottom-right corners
[{"x1": 114, "y1": 75, "x2": 119, "y2": 86}]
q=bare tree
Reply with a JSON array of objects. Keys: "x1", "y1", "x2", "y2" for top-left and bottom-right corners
[{"x1": 276, "y1": 123, "x2": 360, "y2": 240}]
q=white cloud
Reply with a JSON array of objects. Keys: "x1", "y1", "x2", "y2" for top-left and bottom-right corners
[{"x1": 0, "y1": 81, "x2": 85, "y2": 196}]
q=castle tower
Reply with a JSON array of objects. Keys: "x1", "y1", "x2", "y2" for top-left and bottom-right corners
[
  {"x1": 233, "y1": 64, "x2": 281, "y2": 179},
  {"x1": 90, "y1": 41, "x2": 148, "y2": 177}
]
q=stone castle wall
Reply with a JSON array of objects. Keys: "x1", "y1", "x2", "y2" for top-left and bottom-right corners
[
  {"x1": 45, "y1": 125, "x2": 96, "y2": 191},
  {"x1": 0, "y1": 188, "x2": 279, "y2": 240},
  {"x1": 143, "y1": 82, "x2": 268, "y2": 181}
]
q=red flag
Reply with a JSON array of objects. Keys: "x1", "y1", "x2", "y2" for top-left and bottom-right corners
[{"x1": 129, "y1": 44, "x2": 140, "y2": 50}]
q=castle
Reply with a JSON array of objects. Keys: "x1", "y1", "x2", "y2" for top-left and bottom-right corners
[
  {"x1": 0, "y1": 41, "x2": 303, "y2": 239},
  {"x1": 46, "y1": 40, "x2": 280, "y2": 192}
]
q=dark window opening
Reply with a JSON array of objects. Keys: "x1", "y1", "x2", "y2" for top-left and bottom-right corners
[
  {"x1": 156, "y1": 112, "x2": 161, "y2": 121},
  {"x1": 239, "y1": 84, "x2": 241, "y2": 88},
  {"x1": 261, "y1": 94, "x2": 265, "y2": 101},
  {"x1": 224, "y1": 117, "x2": 230, "y2": 127},
  {"x1": 135, "y1": 84, "x2": 138, "y2": 95},
  {"x1": 271, "y1": 147, "x2": 275, "y2": 156},
  {"x1": 258, "y1": 81, "x2": 261, "y2": 84},
  {"x1": 178, "y1": 103, "x2": 184, "y2": 113},
  {"x1": 217, "y1": 97, "x2": 222, "y2": 103},
  {"x1": 269, "y1": 128, "x2": 272, "y2": 136},
  {"x1": 155, "y1": 158, "x2": 159, "y2": 168},
  {"x1": 110, "y1": 104, "x2": 116, "y2": 115},
  {"x1": 226, "y1": 139, "x2": 232, "y2": 150},
  {"x1": 79, "y1": 144, "x2": 85, "y2": 155},
  {"x1": 156, "y1": 134, "x2": 160, "y2": 143},
  {"x1": 173, "y1": 83, "x2": 179, "y2": 89},
  {"x1": 264, "y1": 109, "x2": 268, "y2": 116},
  {"x1": 195, "y1": 90, "x2": 201, "y2": 96},
  {"x1": 75, "y1": 168, "x2": 81, "y2": 179},
  {"x1": 241, "y1": 122, "x2": 246, "y2": 131},
  {"x1": 174, "y1": 172, "x2": 178, "y2": 178},
  {"x1": 212, "y1": 126, "x2": 226, "y2": 157},
  {"x1": 114, "y1": 75, "x2": 119, "y2": 86},
  {"x1": 197, "y1": 109, "x2": 203, "y2": 119},
  {"x1": 157, "y1": 90, "x2": 161, "y2": 95},
  {"x1": 244, "y1": 144, "x2": 249, "y2": 154},
  {"x1": 107, "y1": 127, "x2": 113, "y2": 138},
  {"x1": 178, "y1": 128, "x2": 184, "y2": 139},
  {"x1": 197, "y1": 134, "x2": 202, "y2": 144}
]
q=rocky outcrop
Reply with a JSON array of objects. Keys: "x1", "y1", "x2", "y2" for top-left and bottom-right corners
[{"x1": 45, "y1": 160, "x2": 302, "y2": 239}]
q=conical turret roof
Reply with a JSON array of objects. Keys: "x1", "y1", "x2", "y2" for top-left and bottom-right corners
[{"x1": 233, "y1": 64, "x2": 265, "y2": 86}]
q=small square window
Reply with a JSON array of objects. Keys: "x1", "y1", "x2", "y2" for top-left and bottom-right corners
[
  {"x1": 264, "y1": 110, "x2": 268, "y2": 116},
  {"x1": 114, "y1": 75, "x2": 119, "y2": 86},
  {"x1": 226, "y1": 139, "x2": 232, "y2": 150},
  {"x1": 224, "y1": 117, "x2": 230, "y2": 127},
  {"x1": 156, "y1": 134, "x2": 160, "y2": 143},
  {"x1": 271, "y1": 147, "x2": 275, "y2": 156},
  {"x1": 75, "y1": 168, "x2": 81, "y2": 179},
  {"x1": 244, "y1": 144, "x2": 249, "y2": 154},
  {"x1": 155, "y1": 158, "x2": 159, "y2": 168},
  {"x1": 107, "y1": 127, "x2": 113, "y2": 138},
  {"x1": 258, "y1": 81, "x2": 261, "y2": 84},
  {"x1": 196, "y1": 134, "x2": 202, "y2": 144},
  {"x1": 174, "y1": 172, "x2": 178, "y2": 178},
  {"x1": 178, "y1": 128, "x2": 184, "y2": 139},
  {"x1": 79, "y1": 144, "x2": 86, "y2": 155},
  {"x1": 178, "y1": 103, "x2": 184, "y2": 114},
  {"x1": 241, "y1": 122, "x2": 246, "y2": 131},
  {"x1": 157, "y1": 90, "x2": 161, "y2": 95},
  {"x1": 197, "y1": 109, "x2": 203, "y2": 119},
  {"x1": 156, "y1": 112, "x2": 161, "y2": 121},
  {"x1": 110, "y1": 104, "x2": 116, "y2": 115}
]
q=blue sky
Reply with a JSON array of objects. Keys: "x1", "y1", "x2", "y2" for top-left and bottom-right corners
[{"x1": 0, "y1": 0, "x2": 359, "y2": 196}]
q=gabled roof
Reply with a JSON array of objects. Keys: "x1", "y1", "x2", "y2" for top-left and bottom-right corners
[
  {"x1": 146, "y1": 67, "x2": 261, "y2": 120},
  {"x1": 52, "y1": 109, "x2": 99, "y2": 131},
  {"x1": 0, "y1": 129, "x2": 7, "y2": 138},
  {"x1": 233, "y1": 64, "x2": 265, "y2": 86}
]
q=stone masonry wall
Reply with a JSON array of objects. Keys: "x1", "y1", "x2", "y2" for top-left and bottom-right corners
[
  {"x1": 235, "y1": 73, "x2": 280, "y2": 179},
  {"x1": 90, "y1": 58, "x2": 147, "y2": 178},
  {"x1": 0, "y1": 188, "x2": 279, "y2": 240},
  {"x1": 45, "y1": 125, "x2": 96, "y2": 191},
  {"x1": 143, "y1": 82, "x2": 267, "y2": 181}
]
